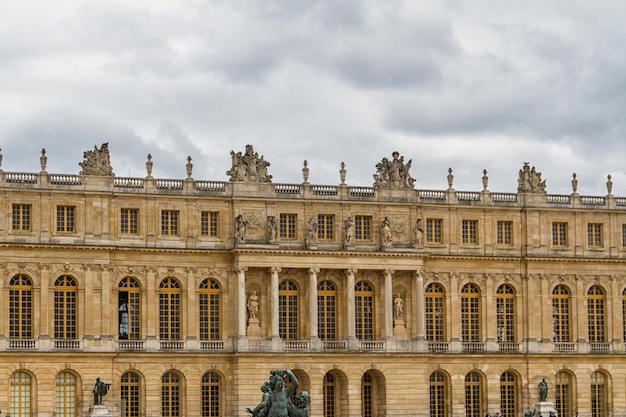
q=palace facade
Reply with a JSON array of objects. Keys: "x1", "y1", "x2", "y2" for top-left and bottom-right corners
[{"x1": 1, "y1": 144, "x2": 626, "y2": 417}]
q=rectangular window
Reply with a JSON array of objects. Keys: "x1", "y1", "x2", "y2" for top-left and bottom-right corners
[
  {"x1": 279, "y1": 214, "x2": 297, "y2": 239},
  {"x1": 552, "y1": 222, "x2": 568, "y2": 247},
  {"x1": 12, "y1": 204, "x2": 31, "y2": 231},
  {"x1": 354, "y1": 215, "x2": 372, "y2": 241},
  {"x1": 426, "y1": 218, "x2": 443, "y2": 244},
  {"x1": 201, "y1": 211, "x2": 219, "y2": 237},
  {"x1": 497, "y1": 221, "x2": 513, "y2": 245},
  {"x1": 318, "y1": 214, "x2": 334, "y2": 240},
  {"x1": 57, "y1": 206, "x2": 75, "y2": 233},
  {"x1": 120, "y1": 208, "x2": 139, "y2": 234},
  {"x1": 587, "y1": 223, "x2": 603, "y2": 247},
  {"x1": 462, "y1": 220, "x2": 478, "y2": 244},
  {"x1": 161, "y1": 210, "x2": 179, "y2": 236},
  {"x1": 622, "y1": 224, "x2": 626, "y2": 247}
]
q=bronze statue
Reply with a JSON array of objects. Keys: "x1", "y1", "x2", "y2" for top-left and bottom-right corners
[
  {"x1": 93, "y1": 377, "x2": 111, "y2": 405},
  {"x1": 246, "y1": 369, "x2": 309, "y2": 417},
  {"x1": 539, "y1": 378, "x2": 548, "y2": 402}
]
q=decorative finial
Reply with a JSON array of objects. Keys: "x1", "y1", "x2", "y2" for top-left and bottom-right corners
[
  {"x1": 571, "y1": 173, "x2": 578, "y2": 194},
  {"x1": 146, "y1": 154, "x2": 153, "y2": 178},
  {"x1": 302, "y1": 160, "x2": 309, "y2": 184},
  {"x1": 607, "y1": 174, "x2": 613, "y2": 195},
  {"x1": 482, "y1": 169, "x2": 489, "y2": 191},
  {"x1": 339, "y1": 162, "x2": 346, "y2": 185},
  {"x1": 40, "y1": 148, "x2": 47, "y2": 172},
  {"x1": 447, "y1": 167, "x2": 454, "y2": 191},
  {"x1": 186, "y1": 156, "x2": 193, "y2": 179}
]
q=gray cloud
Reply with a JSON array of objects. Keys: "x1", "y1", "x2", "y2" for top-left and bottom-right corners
[{"x1": 2, "y1": 0, "x2": 626, "y2": 197}]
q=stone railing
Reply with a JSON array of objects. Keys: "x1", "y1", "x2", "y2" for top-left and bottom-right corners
[{"x1": 2, "y1": 171, "x2": 625, "y2": 209}]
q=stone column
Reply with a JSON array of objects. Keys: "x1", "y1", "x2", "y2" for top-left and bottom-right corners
[
  {"x1": 309, "y1": 268, "x2": 320, "y2": 339},
  {"x1": 384, "y1": 269, "x2": 394, "y2": 339},
  {"x1": 346, "y1": 268, "x2": 357, "y2": 340},
  {"x1": 39, "y1": 264, "x2": 50, "y2": 339},
  {"x1": 485, "y1": 274, "x2": 496, "y2": 347},
  {"x1": 186, "y1": 268, "x2": 197, "y2": 346},
  {"x1": 146, "y1": 267, "x2": 157, "y2": 347},
  {"x1": 270, "y1": 267, "x2": 281, "y2": 339},
  {"x1": 236, "y1": 267, "x2": 247, "y2": 337},
  {"x1": 540, "y1": 274, "x2": 550, "y2": 344},
  {"x1": 84, "y1": 265, "x2": 94, "y2": 339},
  {"x1": 415, "y1": 270, "x2": 425, "y2": 340},
  {"x1": 449, "y1": 274, "x2": 460, "y2": 344},
  {"x1": 611, "y1": 276, "x2": 622, "y2": 350},
  {"x1": 574, "y1": 275, "x2": 584, "y2": 345},
  {"x1": 101, "y1": 266, "x2": 112, "y2": 344}
]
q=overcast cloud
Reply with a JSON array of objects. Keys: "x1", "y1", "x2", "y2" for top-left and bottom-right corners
[{"x1": 1, "y1": 0, "x2": 625, "y2": 195}]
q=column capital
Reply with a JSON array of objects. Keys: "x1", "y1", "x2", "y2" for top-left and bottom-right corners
[
  {"x1": 309, "y1": 267, "x2": 320, "y2": 275},
  {"x1": 234, "y1": 266, "x2": 248, "y2": 274},
  {"x1": 384, "y1": 269, "x2": 395, "y2": 276},
  {"x1": 270, "y1": 266, "x2": 282, "y2": 274},
  {"x1": 414, "y1": 270, "x2": 424, "y2": 279},
  {"x1": 345, "y1": 268, "x2": 358, "y2": 276}
]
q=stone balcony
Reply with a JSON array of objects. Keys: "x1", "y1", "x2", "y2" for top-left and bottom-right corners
[{"x1": 1, "y1": 337, "x2": 622, "y2": 354}]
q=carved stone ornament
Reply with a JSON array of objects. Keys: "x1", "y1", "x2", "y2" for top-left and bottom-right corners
[
  {"x1": 79, "y1": 143, "x2": 115, "y2": 176},
  {"x1": 373, "y1": 151, "x2": 415, "y2": 189},
  {"x1": 517, "y1": 162, "x2": 546, "y2": 193},
  {"x1": 226, "y1": 144, "x2": 272, "y2": 183}
]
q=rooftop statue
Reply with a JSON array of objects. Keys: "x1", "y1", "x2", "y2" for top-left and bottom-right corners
[
  {"x1": 517, "y1": 162, "x2": 546, "y2": 193},
  {"x1": 373, "y1": 151, "x2": 415, "y2": 189},
  {"x1": 227, "y1": 144, "x2": 272, "y2": 182},
  {"x1": 79, "y1": 143, "x2": 115, "y2": 177}
]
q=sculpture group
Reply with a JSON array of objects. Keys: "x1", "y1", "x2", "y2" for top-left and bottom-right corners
[{"x1": 246, "y1": 369, "x2": 310, "y2": 417}]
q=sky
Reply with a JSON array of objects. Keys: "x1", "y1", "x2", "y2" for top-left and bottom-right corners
[{"x1": 1, "y1": 0, "x2": 625, "y2": 196}]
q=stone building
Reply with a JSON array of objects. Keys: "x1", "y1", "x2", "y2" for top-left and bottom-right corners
[{"x1": 0, "y1": 145, "x2": 625, "y2": 417}]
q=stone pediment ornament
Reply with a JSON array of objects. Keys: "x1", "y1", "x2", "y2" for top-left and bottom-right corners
[
  {"x1": 79, "y1": 143, "x2": 115, "y2": 176},
  {"x1": 373, "y1": 151, "x2": 415, "y2": 189},
  {"x1": 226, "y1": 144, "x2": 272, "y2": 183},
  {"x1": 517, "y1": 162, "x2": 546, "y2": 193}
]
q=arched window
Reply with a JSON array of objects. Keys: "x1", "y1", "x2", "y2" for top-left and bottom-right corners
[
  {"x1": 324, "y1": 373, "x2": 337, "y2": 417},
  {"x1": 461, "y1": 283, "x2": 481, "y2": 343},
  {"x1": 555, "y1": 372, "x2": 572, "y2": 417},
  {"x1": 497, "y1": 284, "x2": 516, "y2": 343},
  {"x1": 465, "y1": 371, "x2": 482, "y2": 417},
  {"x1": 591, "y1": 372, "x2": 607, "y2": 417},
  {"x1": 54, "y1": 276, "x2": 77, "y2": 340},
  {"x1": 279, "y1": 279, "x2": 299, "y2": 340},
  {"x1": 355, "y1": 281, "x2": 374, "y2": 341},
  {"x1": 10, "y1": 275, "x2": 33, "y2": 340},
  {"x1": 118, "y1": 277, "x2": 141, "y2": 340},
  {"x1": 552, "y1": 285, "x2": 571, "y2": 342},
  {"x1": 588, "y1": 286, "x2": 606, "y2": 344},
  {"x1": 159, "y1": 278, "x2": 181, "y2": 341},
  {"x1": 56, "y1": 371, "x2": 77, "y2": 417},
  {"x1": 500, "y1": 371, "x2": 517, "y2": 417},
  {"x1": 361, "y1": 372, "x2": 376, "y2": 417},
  {"x1": 425, "y1": 283, "x2": 445, "y2": 342},
  {"x1": 429, "y1": 371, "x2": 447, "y2": 417},
  {"x1": 199, "y1": 279, "x2": 220, "y2": 341},
  {"x1": 121, "y1": 371, "x2": 142, "y2": 417},
  {"x1": 10, "y1": 371, "x2": 32, "y2": 417},
  {"x1": 162, "y1": 371, "x2": 182, "y2": 417},
  {"x1": 202, "y1": 372, "x2": 220, "y2": 417},
  {"x1": 318, "y1": 280, "x2": 337, "y2": 341}
]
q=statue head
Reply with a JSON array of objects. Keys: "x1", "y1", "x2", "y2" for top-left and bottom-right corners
[{"x1": 261, "y1": 381, "x2": 271, "y2": 393}]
